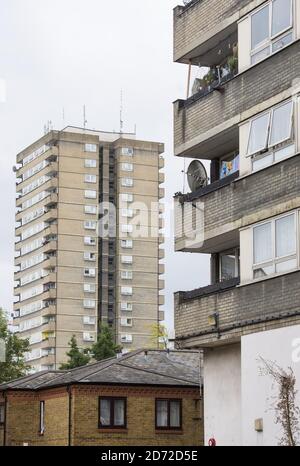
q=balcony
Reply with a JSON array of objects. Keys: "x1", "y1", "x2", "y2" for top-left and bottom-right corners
[
  {"x1": 15, "y1": 209, "x2": 58, "y2": 237},
  {"x1": 16, "y1": 177, "x2": 58, "y2": 208},
  {"x1": 16, "y1": 144, "x2": 58, "y2": 172},
  {"x1": 174, "y1": 154, "x2": 300, "y2": 254},
  {"x1": 175, "y1": 270, "x2": 300, "y2": 348},
  {"x1": 174, "y1": 41, "x2": 300, "y2": 159},
  {"x1": 174, "y1": 0, "x2": 264, "y2": 64}
]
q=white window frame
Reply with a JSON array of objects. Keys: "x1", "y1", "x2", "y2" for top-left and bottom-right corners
[
  {"x1": 84, "y1": 190, "x2": 97, "y2": 199},
  {"x1": 121, "y1": 178, "x2": 134, "y2": 187},
  {"x1": 84, "y1": 221, "x2": 97, "y2": 230},
  {"x1": 252, "y1": 211, "x2": 298, "y2": 279},
  {"x1": 121, "y1": 255, "x2": 133, "y2": 265},
  {"x1": 121, "y1": 163, "x2": 133, "y2": 172},
  {"x1": 250, "y1": 0, "x2": 294, "y2": 65},
  {"x1": 84, "y1": 283, "x2": 96, "y2": 293},
  {"x1": 84, "y1": 252, "x2": 96, "y2": 262},
  {"x1": 120, "y1": 302, "x2": 133, "y2": 312},
  {"x1": 85, "y1": 159, "x2": 97, "y2": 168},
  {"x1": 84, "y1": 236, "x2": 97, "y2": 246},
  {"x1": 84, "y1": 174, "x2": 97, "y2": 184},
  {"x1": 121, "y1": 148, "x2": 134, "y2": 157},
  {"x1": 121, "y1": 318, "x2": 133, "y2": 327},
  {"x1": 121, "y1": 239, "x2": 133, "y2": 249},
  {"x1": 85, "y1": 205, "x2": 97, "y2": 215},
  {"x1": 247, "y1": 99, "x2": 294, "y2": 157},
  {"x1": 84, "y1": 144, "x2": 97, "y2": 153},
  {"x1": 84, "y1": 268, "x2": 96, "y2": 277},
  {"x1": 121, "y1": 270, "x2": 133, "y2": 280},
  {"x1": 83, "y1": 299, "x2": 96, "y2": 309}
]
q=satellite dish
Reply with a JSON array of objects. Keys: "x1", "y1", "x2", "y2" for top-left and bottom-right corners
[
  {"x1": 187, "y1": 160, "x2": 208, "y2": 192},
  {"x1": 12, "y1": 166, "x2": 17, "y2": 173}
]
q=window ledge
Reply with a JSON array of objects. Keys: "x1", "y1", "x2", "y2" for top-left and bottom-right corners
[
  {"x1": 239, "y1": 267, "x2": 300, "y2": 288},
  {"x1": 98, "y1": 428, "x2": 128, "y2": 434}
]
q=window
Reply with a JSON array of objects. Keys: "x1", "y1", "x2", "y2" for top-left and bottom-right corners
[
  {"x1": 83, "y1": 316, "x2": 96, "y2": 325},
  {"x1": 155, "y1": 399, "x2": 182, "y2": 430},
  {"x1": 121, "y1": 317, "x2": 133, "y2": 327},
  {"x1": 121, "y1": 239, "x2": 133, "y2": 249},
  {"x1": 85, "y1": 159, "x2": 97, "y2": 168},
  {"x1": 83, "y1": 299, "x2": 96, "y2": 308},
  {"x1": 85, "y1": 205, "x2": 97, "y2": 215},
  {"x1": 251, "y1": 0, "x2": 293, "y2": 65},
  {"x1": 83, "y1": 332, "x2": 95, "y2": 342},
  {"x1": 121, "y1": 193, "x2": 134, "y2": 203},
  {"x1": 121, "y1": 178, "x2": 133, "y2": 187},
  {"x1": 85, "y1": 144, "x2": 97, "y2": 153},
  {"x1": 39, "y1": 401, "x2": 45, "y2": 434},
  {"x1": 220, "y1": 153, "x2": 239, "y2": 179},
  {"x1": 84, "y1": 283, "x2": 96, "y2": 293},
  {"x1": 121, "y1": 287, "x2": 133, "y2": 296},
  {"x1": 85, "y1": 190, "x2": 97, "y2": 199},
  {"x1": 99, "y1": 397, "x2": 126, "y2": 429},
  {"x1": 120, "y1": 302, "x2": 133, "y2": 312},
  {"x1": 220, "y1": 250, "x2": 239, "y2": 281},
  {"x1": 84, "y1": 221, "x2": 97, "y2": 230},
  {"x1": 85, "y1": 174, "x2": 97, "y2": 184},
  {"x1": 121, "y1": 224, "x2": 133, "y2": 234},
  {"x1": 84, "y1": 236, "x2": 96, "y2": 246},
  {"x1": 121, "y1": 256, "x2": 133, "y2": 265},
  {"x1": 84, "y1": 252, "x2": 96, "y2": 261},
  {"x1": 121, "y1": 147, "x2": 134, "y2": 157},
  {"x1": 121, "y1": 270, "x2": 133, "y2": 280},
  {"x1": 0, "y1": 404, "x2": 5, "y2": 425},
  {"x1": 121, "y1": 209, "x2": 134, "y2": 218},
  {"x1": 121, "y1": 163, "x2": 133, "y2": 172},
  {"x1": 84, "y1": 268, "x2": 96, "y2": 277},
  {"x1": 247, "y1": 100, "x2": 294, "y2": 168},
  {"x1": 253, "y1": 213, "x2": 297, "y2": 279},
  {"x1": 120, "y1": 334, "x2": 133, "y2": 344}
]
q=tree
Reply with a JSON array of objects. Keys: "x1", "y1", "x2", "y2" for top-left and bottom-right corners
[
  {"x1": 91, "y1": 324, "x2": 121, "y2": 361},
  {"x1": 60, "y1": 335, "x2": 90, "y2": 370},
  {"x1": 0, "y1": 308, "x2": 30, "y2": 383},
  {"x1": 259, "y1": 357, "x2": 300, "y2": 446},
  {"x1": 150, "y1": 323, "x2": 169, "y2": 350}
]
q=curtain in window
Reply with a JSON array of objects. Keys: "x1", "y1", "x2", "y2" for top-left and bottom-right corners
[
  {"x1": 170, "y1": 401, "x2": 181, "y2": 428},
  {"x1": 248, "y1": 113, "x2": 270, "y2": 154},
  {"x1": 269, "y1": 101, "x2": 293, "y2": 146},
  {"x1": 114, "y1": 399, "x2": 125, "y2": 426},
  {"x1": 157, "y1": 401, "x2": 168, "y2": 427},
  {"x1": 272, "y1": 0, "x2": 292, "y2": 36},
  {"x1": 253, "y1": 222, "x2": 272, "y2": 264},
  {"x1": 275, "y1": 215, "x2": 296, "y2": 258},
  {"x1": 100, "y1": 399, "x2": 110, "y2": 426},
  {"x1": 251, "y1": 5, "x2": 269, "y2": 49}
]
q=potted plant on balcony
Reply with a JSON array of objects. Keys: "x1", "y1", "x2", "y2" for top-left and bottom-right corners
[{"x1": 227, "y1": 55, "x2": 238, "y2": 75}]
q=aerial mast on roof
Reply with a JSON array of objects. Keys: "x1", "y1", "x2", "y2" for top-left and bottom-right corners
[{"x1": 120, "y1": 90, "x2": 124, "y2": 135}]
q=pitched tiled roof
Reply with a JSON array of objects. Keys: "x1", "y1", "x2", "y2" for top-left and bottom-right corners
[{"x1": 0, "y1": 350, "x2": 201, "y2": 391}]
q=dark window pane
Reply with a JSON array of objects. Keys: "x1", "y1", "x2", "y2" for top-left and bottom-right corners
[
  {"x1": 114, "y1": 399, "x2": 125, "y2": 426},
  {"x1": 170, "y1": 401, "x2": 181, "y2": 428},
  {"x1": 100, "y1": 399, "x2": 111, "y2": 426},
  {"x1": 156, "y1": 400, "x2": 168, "y2": 427}
]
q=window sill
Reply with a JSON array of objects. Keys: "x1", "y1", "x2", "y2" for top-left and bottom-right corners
[{"x1": 98, "y1": 428, "x2": 128, "y2": 434}]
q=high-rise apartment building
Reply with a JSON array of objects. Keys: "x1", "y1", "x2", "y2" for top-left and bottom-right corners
[
  {"x1": 173, "y1": 0, "x2": 300, "y2": 446},
  {"x1": 14, "y1": 127, "x2": 165, "y2": 371}
]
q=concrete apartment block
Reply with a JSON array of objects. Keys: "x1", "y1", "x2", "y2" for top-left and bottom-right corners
[{"x1": 13, "y1": 127, "x2": 165, "y2": 370}]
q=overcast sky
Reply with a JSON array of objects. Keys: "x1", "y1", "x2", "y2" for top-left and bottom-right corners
[{"x1": 0, "y1": 0, "x2": 210, "y2": 331}]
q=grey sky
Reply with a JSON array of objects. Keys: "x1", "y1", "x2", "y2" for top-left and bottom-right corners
[{"x1": 0, "y1": 0, "x2": 210, "y2": 331}]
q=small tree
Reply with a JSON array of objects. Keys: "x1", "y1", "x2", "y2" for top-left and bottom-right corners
[
  {"x1": 60, "y1": 335, "x2": 90, "y2": 370},
  {"x1": 150, "y1": 323, "x2": 169, "y2": 350},
  {"x1": 91, "y1": 324, "x2": 121, "y2": 361},
  {"x1": 259, "y1": 357, "x2": 300, "y2": 446},
  {"x1": 0, "y1": 308, "x2": 30, "y2": 383}
]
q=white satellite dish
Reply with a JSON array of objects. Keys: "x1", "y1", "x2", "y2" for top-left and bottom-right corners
[{"x1": 187, "y1": 160, "x2": 208, "y2": 192}]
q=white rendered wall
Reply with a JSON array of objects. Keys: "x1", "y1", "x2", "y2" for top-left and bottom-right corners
[
  {"x1": 204, "y1": 344, "x2": 242, "y2": 446},
  {"x1": 241, "y1": 325, "x2": 300, "y2": 446}
]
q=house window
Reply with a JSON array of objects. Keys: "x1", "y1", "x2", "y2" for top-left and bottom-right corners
[
  {"x1": 219, "y1": 249, "x2": 240, "y2": 281},
  {"x1": 83, "y1": 299, "x2": 96, "y2": 309},
  {"x1": 121, "y1": 209, "x2": 134, "y2": 218},
  {"x1": 84, "y1": 221, "x2": 97, "y2": 230},
  {"x1": 84, "y1": 252, "x2": 96, "y2": 261},
  {"x1": 121, "y1": 270, "x2": 133, "y2": 280},
  {"x1": 84, "y1": 268, "x2": 96, "y2": 277},
  {"x1": 85, "y1": 205, "x2": 97, "y2": 215},
  {"x1": 39, "y1": 401, "x2": 45, "y2": 434},
  {"x1": 121, "y1": 193, "x2": 134, "y2": 203},
  {"x1": 84, "y1": 283, "x2": 96, "y2": 293},
  {"x1": 253, "y1": 212, "x2": 297, "y2": 279},
  {"x1": 155, "y1": 399, "x2": 182, "y2": 430},
  {"x1": 84, "y1": 236, "x2": 96, "y2": 246},
  {"x1": 0, "y1": 404, "x2": 5, "y2": 425},
  {"x1": 85, "y1": 144, "x2": 97, "y2": 153},
  {"x1": 247, "y1": 100, "x2": 294, "y2": 169},
  {"x1": 121, "y1": 178, "x2": 133, "y2": 187},
  {"x1": 121, "y1": 256, "x2": 133, "y2": 265},
  {"x1": 121, "y1": 148, "x2": 134, "y2": 157},
  {"x1": 85, "y1": 190, "x2": 97, "y2": 199},
  {"x1": 121, "y1": 163, "x2": 133, "y2": 172},
  {"x1": 99, "y1": 397, "x2": 126, "y2": 429},
  {"x1": 121, "y1": 239, "x2": 133, "y2": 249},
  {"x1": 251, "y1": 0, "x2": 293, "y2": 65},
  {"x1": 121, "y1": 225, "x2": 133, "y2": 234}
]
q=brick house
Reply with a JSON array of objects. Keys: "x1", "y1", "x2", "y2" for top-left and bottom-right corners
[{"x1": 0, "y1": 349, "x2": 203, "y2": 446}]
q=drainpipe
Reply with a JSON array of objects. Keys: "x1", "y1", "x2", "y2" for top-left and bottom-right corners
[
  {"x1": 3, "y1": 392, "x2": 7, "y2": 446},
  {"x1": 68, "y1": 386, "x2": 72, "y2": 447}
]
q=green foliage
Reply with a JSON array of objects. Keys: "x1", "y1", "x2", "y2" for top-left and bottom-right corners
[
  {"x1": 60, "y1": 335, "x2": 91, "y2": 370},
  {"x1": 91, "y1": 324, "x2": 121, "y2": 361},
  {"x1": 0, "y1": 308, "x2": 30, "y2": 384},
  {"x1": 150, "y1": 323, "x2": 169, "y2": 350}
]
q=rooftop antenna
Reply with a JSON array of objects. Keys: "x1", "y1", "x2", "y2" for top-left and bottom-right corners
[
  {"x1": 83, "y1": 105, "x2": 88, "y2": 129},
  {"x1": 120, "y1": 90, "x2": 124, "y2": 134}
]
